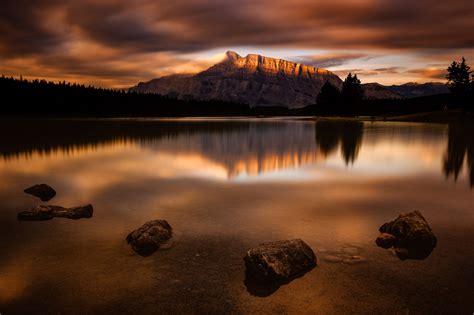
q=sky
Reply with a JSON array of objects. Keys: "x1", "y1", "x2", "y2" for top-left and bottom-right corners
[{"x1": 1, "y1": 0, "x2": 473, "y2": 88}]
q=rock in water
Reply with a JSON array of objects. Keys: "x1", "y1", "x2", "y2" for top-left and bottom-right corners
[
  {"x1": 376, "y1": 211, "x2": 437, "y2": 260},
  {"x1": 126, "y1": 220, "x2": 173, "y2": 256},
  {"x1": 17, "y1": 205, "x2": 59, "y2": 220},
  {"x1": 18, "y1": 204, "x2": 93, "y2": 221},
  {"x1": 52, "y1": 204, "x2": 93, "y2": 219},
  {"x1": 24, "y1": 184, "x2": 56, "y2": 201},
  {"x1": 244, "y1": 239, "x2": 316, "y2": 293}
]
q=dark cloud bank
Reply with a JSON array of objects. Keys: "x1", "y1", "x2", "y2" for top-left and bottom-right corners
[{"x1": 1, "y1": 0, "x2": 473, "y2": 86}]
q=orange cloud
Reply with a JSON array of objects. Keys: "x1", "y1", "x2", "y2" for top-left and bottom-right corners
[{"x1": 1, "y1": 0, "x2": 473, "y2": 87}]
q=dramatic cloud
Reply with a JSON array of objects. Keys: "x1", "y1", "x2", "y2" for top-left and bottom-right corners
[
  {"x1": 405, "y1": 68, "x2": 447, "y2": 80},
  {"x1": 333, "y1": 67, "x2": 404, "y2": 77},
  {"x1": 1, "y1": 0, "x2": 473, "y2": 86},
  {"x1": 292, "y1": 53, "x2": 371, "y2": 68}
]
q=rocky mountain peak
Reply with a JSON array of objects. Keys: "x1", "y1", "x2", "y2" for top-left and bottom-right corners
[
  {"x1": 130, "y1": 51, "x2": 343, "y2": 108},
  {"x1": 225, "y1": 50, "x2": 241, "y2": 62}
]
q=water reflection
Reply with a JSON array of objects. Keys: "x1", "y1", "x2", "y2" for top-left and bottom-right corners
[
  {"x1": 1, "y1": 119, "x2": 474, "y2": 313},
  {"x1": 0, "y1": 119, "x2": 322, "y2": 178},
  {"x1": 0, "y1": 119, "x2": 471, "y2": 186},
  {"x1": 315, "y1": 121, "x2": 363, "y2": 164},
  {"x1": 443, "y1": 123, "x2": 474, "y2": 187}
]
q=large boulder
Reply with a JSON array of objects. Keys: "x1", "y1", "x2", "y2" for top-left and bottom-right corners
[
  {"x1": 24, "y1": 184, "x2": 56, "y2": 201},
  {"x1": 126, "y1": 220, "x2": 173, "y2": 256},
  {"x1": 244, "y1": 239, "x2": 316, "y2": 296},
  {"x1": 17, "y1": 204, "x2": 93, "y2": 221},
  {"x1": 376, "y1": 211, "x2": 437, "y2": 260}
]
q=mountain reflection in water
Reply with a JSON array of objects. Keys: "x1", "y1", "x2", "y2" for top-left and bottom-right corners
[{"x1": 0, "y1": 118, "x2": 471, "y2": 186}]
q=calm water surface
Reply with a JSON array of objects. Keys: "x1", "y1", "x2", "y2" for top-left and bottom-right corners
[{"x1": 0, "y1": 119, "x2": 473, "y2": 314}]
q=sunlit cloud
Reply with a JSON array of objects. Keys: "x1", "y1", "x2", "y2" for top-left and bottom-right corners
[{"x1": 0, "y1": 0, "x2": 473, "y2": 87}]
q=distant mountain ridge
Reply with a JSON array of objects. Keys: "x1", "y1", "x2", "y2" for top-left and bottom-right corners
[
  {"x1": 362, "y1": 83, "x2": 403, "y2": 100},
  {"x1": 130, "y1": 51, "x2": 342, "y2": 108},
  {"x1": 362, "y1": 82, "x2": 449, "y2": 100},
  {"x1": 385, "y1": 82, "x2": 449, "y2": 98}
]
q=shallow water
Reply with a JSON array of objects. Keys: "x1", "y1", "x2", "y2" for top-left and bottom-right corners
[{"x1": 0, "y1": 118, "x2": 473, "y2": 314}]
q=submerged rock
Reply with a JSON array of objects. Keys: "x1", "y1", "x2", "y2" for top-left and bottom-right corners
[
  {"x1": 323, "y1": 255, "x2": 344, "y2": 263},
  {"x1": 376, "y1": 211, "x2": 437, "y2": 260},
  {"x1": 126, "y1": 220, "x2": 173, "y2": 257},
  {"x1": 24, "y1": 184, "x2": 56, "y2": 201},
  {"x1": 17, "y1": 204, "x2": 93, "y2": 221},
  {"x1": 343, "y1": 255, "x2": 367, "y2": 265},
  {"x1": 341, "y1": 247, "x2": 359, "y2": 256},
  {"x1": 244, "y1": 239, "x2": 316, "y2": 296}
]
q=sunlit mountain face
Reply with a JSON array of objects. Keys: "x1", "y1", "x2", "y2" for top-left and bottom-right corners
[{"x1": 130, "y1": 51, "x2": 343, "y2": 108}]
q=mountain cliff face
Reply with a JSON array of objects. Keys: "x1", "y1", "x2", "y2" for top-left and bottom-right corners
[{"x1": 131, "y1": 51, "x2": 343, "y2": 108}]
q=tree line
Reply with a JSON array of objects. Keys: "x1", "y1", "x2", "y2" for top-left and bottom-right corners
[
  {"x1": 0, "y1": 76, "x2": 324, "y2": 117},
  {"x1": 316, "y1": 57, "x2": 474, "y2": 116},
  {"x1": 0, "y1": 76, "x2": 253, "y2": 117}
]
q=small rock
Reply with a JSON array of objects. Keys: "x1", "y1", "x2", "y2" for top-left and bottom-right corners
[
  {"x1": 244, "y1": 239, "x2": 316, "y2": 283},
  {"x1": 376, "y1": 211, "x2": 437, "y2": 260},
  {"x1": 244, "y1": 239, "x2": 317, "y2": 297},
  {"x1": 343, "y1": 255, "x2": 367, "y2": 265},
  {"x1": 323, "y1": 255, "x2": 344, "y2": 263},
  {"x1": 17, "y1": 204, "x2": 93, "y2": 221},
  {"x1": 376, "y1": 233, "x2": 397, "y2": 249},
  {"x1": 24, "y1": 184, "x2": 56, "y2": 201},
  {"x1": 126, "y1": 220, "x2": 173, "y2": 256}
]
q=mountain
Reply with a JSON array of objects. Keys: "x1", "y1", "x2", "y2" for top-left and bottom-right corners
[
  {"x1": 362, "y1": 82, "x2": 449, "y2": 100},
  {"x1": 385, "y1": 82, "x2": 449, "y2": 98},
  {"x1": 130, "y1": 51, "x2": 342, "y2": 108},
  {"x1": 362, "y1": 83, "x2": 403, "y2": 100}
]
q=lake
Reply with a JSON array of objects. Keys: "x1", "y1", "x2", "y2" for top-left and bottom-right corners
[{"x1": 0, "y1": 118, "x2": 473, "y2": 314}]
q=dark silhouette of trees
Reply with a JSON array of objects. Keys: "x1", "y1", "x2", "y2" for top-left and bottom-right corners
[
  {"x1": 443, "y1": 123, "x2": 474, "y2": 188},
  {"x1": 340, "y1": 122, "x2": 364, "y2": 164},
  {"x1": 0, "y1": 76, "x2": 252, "y2": 117},
  {"x1": 0, "y1": 75, "x2": 327, "y2": 117},
  {"x1": 315, "y1": 74, "x2": 364, "y2": 116},
  {"x1": 341, "y1": 73, "x2": 364, "y2": 116},
  {"x1": 446, "y1": 57, "x2": 472, "y2": 110},
  {"x1": 316, "y1": 82, "x2": 341, "y2": 115},
  {"x1": 315, "y1": 120, "x2": 364, "y2": 165},
  {"x1": 0, "y1": 73, "x2": 462, "y2": 118},
  {"x1": 315, "y1": 121, "x2": 341, "y2": 155}
]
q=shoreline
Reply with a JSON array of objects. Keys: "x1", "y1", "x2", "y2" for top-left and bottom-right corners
[
  {"x1": 0, "y1": 110, "x2": 472, "y2": 125},
  {"x1": 305, "y1": 110, "x2": 473, "y2": 125}
]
